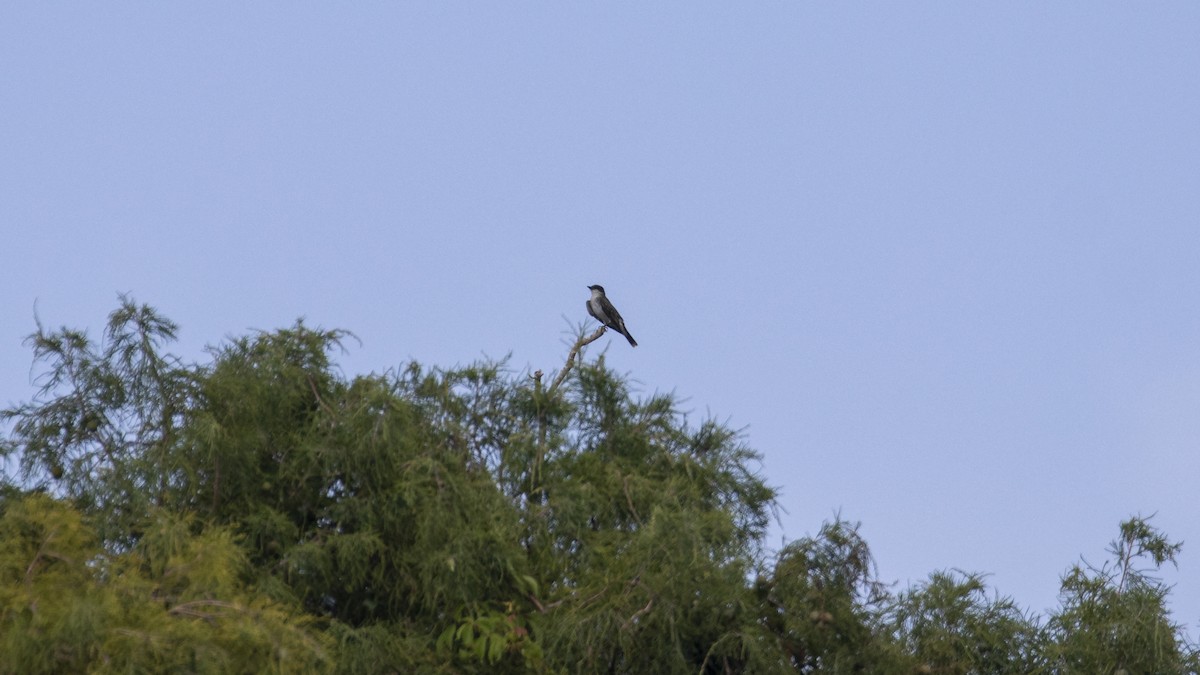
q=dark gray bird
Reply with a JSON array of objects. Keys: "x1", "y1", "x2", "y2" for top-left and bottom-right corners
[{"x1": 587, "y1": 284, "x2": 637, "y2": 347}]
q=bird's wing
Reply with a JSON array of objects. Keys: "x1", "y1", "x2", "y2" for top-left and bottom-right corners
[{"x1": 598, "y1": 296, "x2": 622, "y2": 327}]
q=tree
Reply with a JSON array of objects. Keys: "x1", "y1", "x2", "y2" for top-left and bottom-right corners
[
  {"x1": 1, "y1": 296, "x2": 196, "y2": 544},
  {"x1": 521, "y1": 359, "x2": 778, "y2": 674},
  {"x1": 1044, "y1": 516, "x2": 1200, "y2": 674},
  {"x1": 755, "y1": 516, "x2": 931, "y2": 674},
  {"x1": 3, "y1": 299, "x2": 1199, "y2": 673},
  {"x1": 1, "y1": 300, "x2": 781, "y2": 672},
  {"x1": 0, "y1": 492, "x2": 331, "y2": 674},
  {"x1": 886, "y1": 571, "x2": 1042, "y2": 674}
]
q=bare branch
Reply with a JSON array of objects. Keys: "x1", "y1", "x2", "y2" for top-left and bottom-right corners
[
  {"x1": 621, "y1": 597, "x2": 654, "y2": 631},
  {"x1": 306, "y1": 373, "x2": 335, "y2": 417},
  {"x1": 168, "y1": 599, "x2": 244, "y2": 621},
  {"x1": 623, "y1": 474, "x2": 642, "y2": 525},
  {"x1": 548, "y1": 326, "x2": 606, "y2": 397},
  {"x1": 24, "y1": 526, "x2": 68, "y2": 589}
]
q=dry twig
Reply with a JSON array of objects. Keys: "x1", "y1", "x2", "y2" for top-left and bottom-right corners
[{"x1": 548, "y1": 326, "x2": 606, "y2": 397}]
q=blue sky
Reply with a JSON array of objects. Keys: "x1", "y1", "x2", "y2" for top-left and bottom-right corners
[{"x1": 3, "y1": 4, "x2": 1199, "y2": 627}]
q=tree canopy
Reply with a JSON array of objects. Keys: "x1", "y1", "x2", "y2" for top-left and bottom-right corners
[{"x1": 1, "y1": 298, "x2": 1196, "y2": 673}]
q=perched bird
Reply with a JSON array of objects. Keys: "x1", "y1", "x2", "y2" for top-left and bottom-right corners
[{"x1": 586, "y1": 284, "x2": 637, "y2": 347}]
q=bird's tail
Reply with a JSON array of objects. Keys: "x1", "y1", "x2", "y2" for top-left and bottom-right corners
[{"x1": 624, "y1": 331, "x2": 637, "y2": 348}]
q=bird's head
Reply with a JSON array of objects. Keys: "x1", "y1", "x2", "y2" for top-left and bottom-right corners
[{"x1": 587, "y1": 284, "x2": 605, "y2": 294}]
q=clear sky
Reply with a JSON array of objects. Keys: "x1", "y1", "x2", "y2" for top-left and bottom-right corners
[{"x1": 3, "y1": 4, "x2": 1198, "y2": 629}]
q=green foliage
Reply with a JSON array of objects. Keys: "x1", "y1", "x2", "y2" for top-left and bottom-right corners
[
  {"x1": 755, "y1": 517, "x2": 898, "y2": 673},
  {"x1": 2, "y1": 300, "x2": 1199, "y2": 672},
  {"x1": 436, "y1": 604, "x2": 544, "y2": 671},
  {"x1": 0, "y1": 493, "x2": 101, "y2": 673},
  {"x1": 0, "y1": 493, "x2": 331, "y2": 674},
  {"x1": 886, "y1": 571, "x2": 1042, "y2": 674},
  {"x1": 524, "y1": 361, "x2": 776, "y2": 674},
  {"x1": 1, "y1": 296, "x2": 196, "y2": 543},
  {"x1": 1044, "y1": 516, "x2": 1200, "y2": 673}
]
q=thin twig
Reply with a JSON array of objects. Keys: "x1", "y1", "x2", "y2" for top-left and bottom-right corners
[
  {"x1": 24, "y1": 527, "x2": 69, "y2": 587},
  {"x1": 528, "y1": 593, "x2": 546, "y2": 613},
  {"x1": 307, "y1": 374, "x2": 336, "y2": 416},
  {"x1": 622, "y1": 475, "x2": 641, "y2": 525},
  {"x1": 535, "y1": 579, "x2": 613, "y2": 614},
  {"x1": 168, "y1": 599, "x2": 243, "y2": 621},
  {"x1": 534, "y1": 580, "x2": 604, "y2": 613},
  {"x1": 548, "y1": 327, "x2": 606, "y2": 397},
  {"x1": 528, "y1": 327, "x2": 604, "y2": 503},
  {"x1": 621, "y1": 598, "x2": 654, "y2": 631},
  {"x1": 114, "y1": 627, "x2": 160, "y2": 643}
]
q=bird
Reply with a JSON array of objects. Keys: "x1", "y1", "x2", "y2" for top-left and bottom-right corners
[{"x1": 586, "y1": 284, "x2": 637, "y2": 347}]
